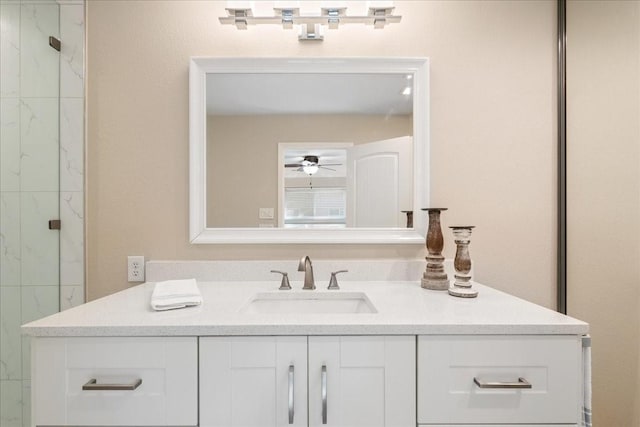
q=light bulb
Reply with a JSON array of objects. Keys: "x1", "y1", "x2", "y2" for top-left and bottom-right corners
[{"x1": 303, "y1": 164, "x2": 319, "y2": 175}]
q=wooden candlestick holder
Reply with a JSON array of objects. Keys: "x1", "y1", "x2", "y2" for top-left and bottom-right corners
[
  {"x1": 448, "y1": 226, "x2": 478, "y2": 298},
  {"x1": 421, "y1": 208, "x2": 449, "y2": 290},
  {"x1": 401, "y1": 210, "x2": 413, "y2": 228}
]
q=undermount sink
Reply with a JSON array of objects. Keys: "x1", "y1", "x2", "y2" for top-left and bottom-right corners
[{"x1": 240, "y1": 291, "x2": 377, "y2": 314}]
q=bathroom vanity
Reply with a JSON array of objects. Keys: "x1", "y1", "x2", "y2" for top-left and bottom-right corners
[{"x1": 23, "y1": 260, "x2": 588, "y2": 427}]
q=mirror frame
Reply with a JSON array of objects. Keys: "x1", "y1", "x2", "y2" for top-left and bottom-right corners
[{"x1": 189, "y1": 57, "x2": 430, "y2": 244}]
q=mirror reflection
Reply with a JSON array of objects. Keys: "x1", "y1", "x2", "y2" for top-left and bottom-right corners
[
  {"x1": 206, "y1": 72, "x2": 414, "y2": 228},
  {"x1": 281, "y1": 145, "x2": 349, "y2": 228}
]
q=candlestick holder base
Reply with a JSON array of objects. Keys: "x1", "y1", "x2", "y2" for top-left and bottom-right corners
[
  {"x1": 422, "y1": 278, "x2": 451, "y2": 291},
  {"x1": 448, "y1": 279, "x2": 478, "y2": 298},
  {"x1": 421, "y1": 255, "x2": 450, "y2": 290}
]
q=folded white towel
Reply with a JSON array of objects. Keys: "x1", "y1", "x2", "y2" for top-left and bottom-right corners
[{"x1": 151, "y1": 279, "x2": 203, "y2": 311}]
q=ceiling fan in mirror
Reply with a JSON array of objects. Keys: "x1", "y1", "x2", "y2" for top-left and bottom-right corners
[{"x1": 284, "y1": 155, "x2": 341, "y2": 176}]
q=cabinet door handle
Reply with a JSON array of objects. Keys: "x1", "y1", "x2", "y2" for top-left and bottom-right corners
[
  {"x1": 321, "y1": 365, "x2": 327, "y2": 424},
  {"x1": 82, "y1": 378, "x2": 142, "y2": 391},
  {"x1": 473, "y1": 377, "x2": 532, "y2": 389},
  {"x1": 288, "y1": 365, "x2": 294, "y2": 424}
]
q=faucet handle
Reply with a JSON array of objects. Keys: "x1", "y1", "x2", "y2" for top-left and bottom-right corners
[
  {"x1": 271, "y1": 270, "x2": 291, "y2": 290},
  {"x1": 328, "y1": 270, "x2": 348, "y2": 290}
]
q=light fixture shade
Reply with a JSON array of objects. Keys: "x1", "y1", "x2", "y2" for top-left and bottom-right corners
[
  {"x1": 366, "y1": 0, "x2": 394, "y2": 9},
  {"x1": 226, "y1": 0, "x2": 254, "y2": 9},
  {"x1": 274, "y1": 0, "x2": 300, "y2": 9},
  {"x1": 322, "y1": 0, "x2": 347, "y2": 8},
  {"x1": 252, "y1": 1, "x2": 274, "y2": 16},
  {"x1": 302, "y1": 164, "x2": 319, "y2": 175},
  {"x1": 299, "y1": 1, "x2": 323, "y2": 15}
]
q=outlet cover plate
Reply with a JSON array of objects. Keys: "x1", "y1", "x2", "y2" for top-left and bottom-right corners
[
  {"x1": 259, "y1": 208, "x2": 274, "y2": 219},
  {"x1": 127, "y1": 255, "x2": 145, "y2": 282}
]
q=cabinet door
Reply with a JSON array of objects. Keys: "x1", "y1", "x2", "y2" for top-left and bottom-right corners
[
  {"x1": 308, "y1": 336, "x2": 415, "y2": 427},
  {"x1": 200, "y1": 336, "x2": 308, "y2": 427}
]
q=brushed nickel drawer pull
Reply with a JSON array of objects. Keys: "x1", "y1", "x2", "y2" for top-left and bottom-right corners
[
  {"x1": 321, "y1": 365, "x2": 327, "y2": 424},
  {"x1": 82, "y1": 378, "x2": 142, "y2": 391},
  {"x1": 288, "y1": 365, "x2": 294, "y2": 424},
  {"x1": 473, "y1": 377, "x2": 532, "y2": 389}
]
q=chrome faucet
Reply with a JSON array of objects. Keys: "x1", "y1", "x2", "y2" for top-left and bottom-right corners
[{"x1": 298, "y1": 256, "x2": 315, "y2": 290}]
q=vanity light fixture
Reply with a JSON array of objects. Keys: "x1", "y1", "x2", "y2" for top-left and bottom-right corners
[{"x1": 220, "y1": 1, "x2": 402, "y2": 42}]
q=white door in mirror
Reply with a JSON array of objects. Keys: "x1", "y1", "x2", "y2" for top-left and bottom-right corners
[{"x1": 347, "y1": 136, "x2": 413, "y2": 228}]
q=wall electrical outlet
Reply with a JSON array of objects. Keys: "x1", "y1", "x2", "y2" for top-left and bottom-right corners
[{"x1": 127, "y1": 256, "x2": 145, "y2": 282}]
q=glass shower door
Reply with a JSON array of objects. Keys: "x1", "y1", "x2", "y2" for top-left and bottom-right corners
[{"x1": 1, "y1": 2, "x2": 61, "y2": 426}]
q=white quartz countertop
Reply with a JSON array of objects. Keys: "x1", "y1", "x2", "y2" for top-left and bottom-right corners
[{"x1": 22, "y1": 281, "x2": 588, "y2": 337}]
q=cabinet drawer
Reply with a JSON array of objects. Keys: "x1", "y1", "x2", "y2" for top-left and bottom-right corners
[
  {"x1": 419, "y1": 425, "x2": 577, "y2": 427},
  {"x1": 417, "y1": 335, "x2": 581, "y2": 425},
  {"x1": 33, "y1": 337, "x2": 198, "y2": 426}
]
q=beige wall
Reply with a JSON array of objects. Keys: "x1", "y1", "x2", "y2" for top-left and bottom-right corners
[
  {"x1": 207, "y1": 114, "x2": 411, "y2": 227},
  {"x1": 84, "y1": 1, "x2": 640, "y2": 423},
  {"x1": 567, "y1": 1, "x2": 640, "y2": 425},
  {"x1": 87, "y1": 1, "x2": 557, "y2": 306}
]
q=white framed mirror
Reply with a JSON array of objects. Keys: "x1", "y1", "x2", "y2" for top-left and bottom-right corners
[{"x1": 189, "y1": 57, "x2": 429, "y2": 244}]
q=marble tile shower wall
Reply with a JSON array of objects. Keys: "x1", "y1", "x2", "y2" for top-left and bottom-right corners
[
  {"x1": 0, "y1": 1, "x2": 85, "y2": 426},
  {"x1": 58, "y1": 0, "x2": 84, "y2": 313}
]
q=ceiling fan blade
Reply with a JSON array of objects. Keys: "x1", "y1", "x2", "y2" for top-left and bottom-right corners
[
  {"x1": 319, "y1": 166, "x2": 336, "y2": 171},
  {"x1": 318, "y1": 163, "x2": 342, "y2": 167},
  {"x1": 285, "y1": 163, "x2": 303, "y2": 168}
]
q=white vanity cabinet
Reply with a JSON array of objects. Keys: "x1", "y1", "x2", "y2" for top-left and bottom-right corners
[
  {"x1": 32, "y1": 337, "x2": 198, "y2": 426},
  {"x1": 199, "y1": 335, "x2": 416, "y2": 427},
  {"x1": 417, "y1": 335, "x2": 582, "y2": 427},
  {"x1": 24, "y1": 279, "x2": 588, "y2": 427}
]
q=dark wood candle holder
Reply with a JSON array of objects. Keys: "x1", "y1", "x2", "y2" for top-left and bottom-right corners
[
  {"x1": 420, "y1": 208, "x2": 449, "y2": 290},
  {"x1": 401, "y1": 210, "x2": 413, "y2": 228}
]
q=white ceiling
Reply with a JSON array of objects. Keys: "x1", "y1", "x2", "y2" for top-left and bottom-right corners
[{"x1": 206, "y1": 73, "x2": 413, "y2": 115}]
